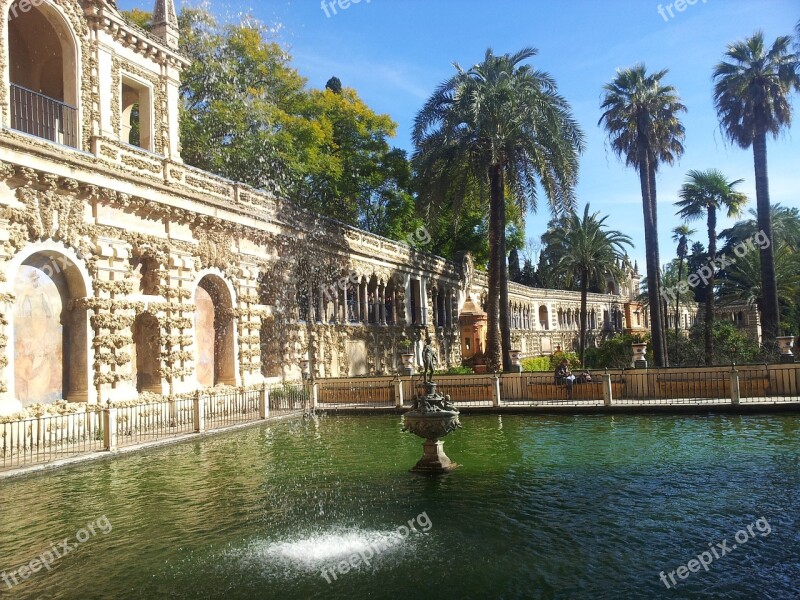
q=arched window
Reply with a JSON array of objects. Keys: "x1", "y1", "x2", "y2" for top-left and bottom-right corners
[
  {"x1": 539, "y1": 306, "x2": 549, "y2": 330},
  {"x1": 8, "y1": 0, "x2": 78, "y2": 147},
  {"x1": 13, "y1": 251, "x2": 88, "y2": 405},
  {"x1": 195, "y1": 275, "x2": 235, "y2": 387}
]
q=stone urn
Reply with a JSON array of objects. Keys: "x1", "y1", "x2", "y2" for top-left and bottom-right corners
[
  {"x1": 402, "y1": 382, "x2": 461, "y2": 474},
  {"x1": 400, "y1": 352, "x2": 415, "y2": 376},
  {"x1": 509, "y1": 350, "x2": 522, "y2": 373},
  {"x1": 632, "y1": 342, "x2": 648, "y2": 369},
  {"x1": 776, "y1": 336, "x2": 795, "y2": 363}
]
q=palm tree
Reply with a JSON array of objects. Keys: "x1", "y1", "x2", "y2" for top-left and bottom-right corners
[
  {"x1": 599, "y1": 65, "x2": 686, "y2": 366},
  {"x1": 713, "y1": 32, "x2": 800, "y2": 345},
  {"x1": 796, "y1": 20, "x2": 800, "y2": 51},
  {"x1": 413, "y1": 47, "x2": 584, "y2": 372},
  {"x1": 718, "y1": 243, "x2": 800, "y2": 320},
  {"x1": 671, "y1": 224, "x2": 695, "y2": 337},
  {"x1": 549, "y1": 205, "x2": 632, "y2": 366},
  {"x1": 721, "y1": 204, "x2": 800, "y2": 253},
  {"x1": 676, "y1": 169, "x2": 747, "y2": 365}
]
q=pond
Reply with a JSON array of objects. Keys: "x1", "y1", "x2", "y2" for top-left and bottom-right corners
[{"x1": 1, "y1": 414, "x2": 798, "y2": 599}]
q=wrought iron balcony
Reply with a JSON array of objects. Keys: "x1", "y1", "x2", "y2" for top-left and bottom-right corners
[{"x1": 10, "y1": 83, "x2": 78, "y2": 148}]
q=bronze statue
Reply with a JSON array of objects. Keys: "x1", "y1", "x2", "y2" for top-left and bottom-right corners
[{"x1": 422, "y1": 336, "x2": 437, "y2": 383}]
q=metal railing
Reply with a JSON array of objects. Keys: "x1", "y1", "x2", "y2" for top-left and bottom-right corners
[
  {"x1": 269, "y1": 383, "x2": 309, "y2": 415},
  {"x1": 502, "y1": 372, "x2": 606, "y2": 405},
  {"x1": 115, "y1": 397, "x2": 195, "y2": 447},
  {"x1": 10, "y1": 83, "x2": 78, "y2": 148},
  {"x1": 1, "y1": 409, "x2": 103, "y2": 470},
  {"x1": 204, "y1": 387, "x2": 260, "y2": 430}
]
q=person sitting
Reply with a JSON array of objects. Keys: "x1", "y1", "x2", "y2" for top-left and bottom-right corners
[{"x1": 554, "y1": 359, "x2": 576, "y2": 398}]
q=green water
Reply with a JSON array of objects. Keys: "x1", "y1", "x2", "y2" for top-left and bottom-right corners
[{"x1": 0, "y1": 414, "x2": 798, "y2": 599}]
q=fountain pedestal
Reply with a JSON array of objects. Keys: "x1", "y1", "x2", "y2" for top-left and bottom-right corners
[{"x1": 402, "y1": 382, "x2": 461, "y2": 474}]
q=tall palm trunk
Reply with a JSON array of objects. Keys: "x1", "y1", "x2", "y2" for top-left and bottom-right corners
[
  {"x1": 704, "y1": 207, "x2": 716, "y2": 365},
  {"x1": 579, "y1": 270, "x2": 588, "y2": 366},
  {"x1": 485, "y1": 164, "x2": 505, "y2": 372},
  {"x1": 649, "y1": 165, "x2": 668, "y2": 365},
  {"x1": 753, "y1": 131, "x2": 780, "y2": 344},
  {"x1": 492, "y1": 164, "x2": 513, "y2": 372},
  {"x1": 639, "y1": 144, "x2": 665, "y2": 366}
]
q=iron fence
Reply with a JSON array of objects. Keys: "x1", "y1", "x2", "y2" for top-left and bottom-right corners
[
  {"x1": 738, "y1": 364, "x2": 799, "y2": 404},
  {"x1": 501, "y1": 372, "x2": 606, "y2": 406},
  {"x1": 1, "y1": 410, "x2": 103, "y2": 470},
  {"x1": 269, "y1": 383, "x2": 308, "y2": 415},
  {"x1": 10, "y1": 83, "x2": 78, "y2": 148},
  {"x1": 116, "y1": 397, "x2": 195, "y2": 447},
  {"x1": 204, "y1": 388, "x2": 260, "y2": 430}
]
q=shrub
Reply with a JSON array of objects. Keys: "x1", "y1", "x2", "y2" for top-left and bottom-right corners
[
  {"x1": 522, "y1": 353, "x2": 581, "y2": 372},
  {"x1": 521, "y1": 356, "x2": 550, "y2": 372},
  {"x1": 437, "y1": 366, "x2": 474, "y2": 375},
  {"x1": 585, "y1": 333, "x2": 648, "y2": 369}
]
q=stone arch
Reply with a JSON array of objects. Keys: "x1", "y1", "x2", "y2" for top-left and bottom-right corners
[
  {"x1": 7, "y1": 0, "x2": 80, "y2": 146},
  {"x1": 132, "y1": 312, "x2": 161, "y2": 393},
  {"x1": 194, "y1": 271, "x2": 237, "y2": 387},
  {"x1": 9, "y1": 244, "x2": 92, "y2": 406},
  {"x1": 539, "y1": 305, "x2": 549, "y2": 330}
]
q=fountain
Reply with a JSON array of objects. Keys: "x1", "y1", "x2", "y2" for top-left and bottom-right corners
[{"x1": 401, "y1": 337, "x2": 461, "y2": 473}]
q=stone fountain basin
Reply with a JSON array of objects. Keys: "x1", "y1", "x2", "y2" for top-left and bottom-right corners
[{"x1": 402, "y1": 410, "x2": 461, "y2": 441}]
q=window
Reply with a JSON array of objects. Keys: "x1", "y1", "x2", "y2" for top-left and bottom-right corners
[
  {"x1": 121, "y1": 76, "x2": 153, "y2": 151},
  {"x1": 8, "y1": 0, "x2": 78, "y2": 147}
]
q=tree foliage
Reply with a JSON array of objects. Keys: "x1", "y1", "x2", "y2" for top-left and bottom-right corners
[{"x1": 119, "y1": 8, "x2": 417, "y2": 241}]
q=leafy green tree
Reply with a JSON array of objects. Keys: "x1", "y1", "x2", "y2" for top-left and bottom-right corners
[
  {"x1": 547, "y1": 205, "x2": 632, "y2": 366},
  {"x1": 325, "y1": 76, "x2": 342, "y2": 94},
  {"x1": 718, "y1": 242, "x2": 800, "y2": 330},
  {"x1": 175, "y1": 8, "x2": 415, "y2": 237},
  {"x1": 122, "y1": 8, "x2": 152, "y2": 31},
  {"x1": 585, "y1": 333, "x2": 648, "y2": 369},
  {"x1": 720, "y1": 205, "x2": 800, "y2": 252},
  {"x1": 713, "y1": 31, "x2": 800, "y2": 344},
  {"x1": 600, "y1": 65, "x2": 686, "y2": 367},
  {"x1": 686, "y1": 241, "x2": 709, "y2": 304},
  {"x1": 672, "y1": 224, "x2": 695, "y2": 337},
  {"x1": 413, "y1": 47, "x2": 584, "y2": 372},
  {"x1": 718, "y1": 204, "x2": 800, "y2": 337},
  {"x1": 676, "y1": 169, "x2": 747, "y2": 365},
  {"x1": 519, "y1": 258, "x2": 538, "y2": 287}
]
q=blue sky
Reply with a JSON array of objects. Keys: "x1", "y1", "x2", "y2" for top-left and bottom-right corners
[{"x1": 121, "y1": 0, "x2": 799, "y2": 268}]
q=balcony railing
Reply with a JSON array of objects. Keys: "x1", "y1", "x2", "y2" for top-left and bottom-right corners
[{"x1": 10, "y1": 83, "x2": 78, "y2": 148}]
